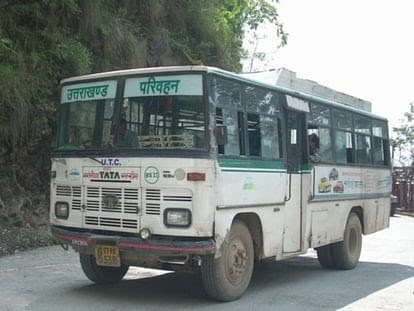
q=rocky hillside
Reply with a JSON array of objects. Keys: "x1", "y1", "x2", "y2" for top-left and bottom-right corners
[{"x1": 0, "y1": 131, "x2": 53, "y2": 255}]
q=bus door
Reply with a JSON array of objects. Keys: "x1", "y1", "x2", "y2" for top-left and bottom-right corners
[{"x1": 282, "y1": 109, "x2": 307, "y2": 253}]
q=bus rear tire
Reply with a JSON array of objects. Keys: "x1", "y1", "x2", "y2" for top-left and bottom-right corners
[
  {"x1": 332, "y1": 213, "x2": 362, "y2": 270},
  {"x1": 316, "y1": 245, "x2": 335, "y2": 269},
  {"x1": 79, "y1": 253, "x2": 129, "y2": 284},
  {"x1": 201, "y1": 219, "x2": 254, "y2": 302}
]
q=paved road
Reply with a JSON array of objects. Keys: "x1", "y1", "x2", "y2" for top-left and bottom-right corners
[{"x1": 1, "y1": 216, "x2": 413, "y2": 311}]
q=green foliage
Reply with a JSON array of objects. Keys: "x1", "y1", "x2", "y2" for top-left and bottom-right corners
[
  {"x1": 0, "y1": 0, "x2": 90, "y2": 151},
  {"x1": 0, "y1": 63, "x2": 30, "y2": 148},
  {"x1": 0, "y1": 0, "x2": 286, "y2": 152},
  {"x1": 166, "y1": 0, "x2": 286, "y2": 71}
]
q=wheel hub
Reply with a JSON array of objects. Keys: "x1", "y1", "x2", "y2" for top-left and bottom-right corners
[{"x1": 226, "y1": 239, "x2": 248, "y2": 283}]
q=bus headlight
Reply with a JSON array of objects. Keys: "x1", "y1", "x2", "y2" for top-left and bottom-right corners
[
  {"x1": 55, "y1": 202, "x2": 69, "y2": 219},
  {"x1": 164, "y1": 209, "x2": 191, "y2": 227}
]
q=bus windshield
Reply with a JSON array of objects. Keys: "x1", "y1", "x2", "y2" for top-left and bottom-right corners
[
  {"x1": 56, "y1": 74, "x2": 206, "y2": 151},
  {"x1": 116, "y1": 73, "x2": 205, "y2": 150},
  {"x1": 57, "y1": 80, "x2": 117, "y2": 150},
  {"x1": 117, "y1": 95, "x2": 205, "y2": 149}
]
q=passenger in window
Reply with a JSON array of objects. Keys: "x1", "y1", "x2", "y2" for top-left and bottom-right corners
[{"x1": 308, "y1": 133, "x2": 321, "y2": 163}]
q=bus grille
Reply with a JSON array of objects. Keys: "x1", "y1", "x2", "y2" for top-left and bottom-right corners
[
  {"x1": 84, "y1": 216, "x2": 138, "y2": 229},
  {"x1": 85, "y1": 186, "x2": 139, "y2": 214},
  {"x1": 83, "y1": 186, "x2": 140, "y2": 231},
  {"x1": 145, "y1": 189, "x2": 161, "y2": 215},
  {"x1": 144, "y1": 188, "x2": 193, "y2": 215}
]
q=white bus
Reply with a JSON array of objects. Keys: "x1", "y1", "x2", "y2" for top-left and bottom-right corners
[{"x1": 50, "y1": 66, "x2": 391, "y2": 301}]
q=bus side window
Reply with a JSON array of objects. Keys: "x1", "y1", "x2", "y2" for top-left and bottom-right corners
[
  {"x1": 247, "y1": 113, "x2": 261, "y2": 156},
  {"x1": 216, "y1": 108, "x2": 224, "y2": 154},
  {"x1": 372, "y1": 119, "x2": 389, "y2": 166},
  {"x1": 278, "y1": 118, "x2": 283, "y2": 158},
  {"x1": 334, "y1": 130, "x2": 354, "y2": 164},
  {"x1": 346, "y1": 147, "x2": 354, "y2": 163},
  {"x1": 307, "y1": 127, "x2": 333, "y2": 163},
  {"x1": 355, "y1": 134, "x2": 372, "y2": 164},
  {"x1": 215, "y1": 107, "x2": 241, "y2": 156},
  {"x1": 373, "y1": 137, "x2": 387, "y2": 165},
  {"x1": 260, "y1": 115, "x2": 280, "y2": 159},
  {"x1": 308, "y1": 103, "x2": 333, "y2": 163}
]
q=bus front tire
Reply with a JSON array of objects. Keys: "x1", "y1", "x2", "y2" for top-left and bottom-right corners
[
  {"x1": 201, "y1": 219, "x2": 254, "y2": 302},
  {"x1": 79, "y1": 253, "x2": 129, "y2": 284},
  {"x1": 331, "y1": 213, "x2": 362, "y2": 270}
]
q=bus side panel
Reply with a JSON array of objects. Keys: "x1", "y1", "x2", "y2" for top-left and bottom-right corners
[
  {"x1": 306, "y1": 200, "x2": 358, "y2": 248},
  {"x1": 213, "y1": 168, "x2": 287, "y2": 259},
  {"x1": 307, "y1": 165, "x2": 391, "y2": 248},
  {"x1": 213, "y1": 208, "x2": 284, "y2": 260},
  {"x1": 362, "y1": 196, "x2": 391, "y2": 234},
  {"x1": 214, "y1": 170, "x2": 287, "y2": 208},
  {"x1": 306, "y1": 196, "x2": 390, "y2": 249}
]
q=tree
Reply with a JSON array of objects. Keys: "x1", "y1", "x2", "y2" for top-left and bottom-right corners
[
  {"x1": 242, "y1": 0, "x2": 288, "y2": 72},
  {"x1": 393, "y1": 103, "x2": 414, "y2": 166}
]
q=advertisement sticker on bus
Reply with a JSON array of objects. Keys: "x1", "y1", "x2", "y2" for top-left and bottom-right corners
[{"x1": 314, "y1": 166, "x2": 391, "y2": 197}]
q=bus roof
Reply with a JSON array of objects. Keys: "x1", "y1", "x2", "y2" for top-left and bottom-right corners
[
  {"x1": 61, "y1": 65, "x2": 386, "y2": 121},
  {"x1": 241, "y1": 69, "x2": 372, "y2": 112}
]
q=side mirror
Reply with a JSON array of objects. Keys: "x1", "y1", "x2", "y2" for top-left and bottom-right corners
[{"x1": 215, "y1": 125, "x2": 228, "y2": 145}]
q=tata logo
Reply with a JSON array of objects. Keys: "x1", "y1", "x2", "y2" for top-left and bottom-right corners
[
  {"x1": 102, "y1": 194, "x2": 119, "y2": 209},
  {"x1": 100, "y1": 171, "x2": 120, "y2": 179}
]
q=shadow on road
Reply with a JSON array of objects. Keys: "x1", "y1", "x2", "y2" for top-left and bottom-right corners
[
  {"x1": 65, "y1": 256, "x2": 414, "y2": 310},
  {"x1": 249, "y1": 257, "x2": 414, "y2": 309}
]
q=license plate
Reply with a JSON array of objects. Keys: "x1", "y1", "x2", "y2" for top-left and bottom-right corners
[{"x1": 95, "y1": 245, "x2": 121, "y2": 267}]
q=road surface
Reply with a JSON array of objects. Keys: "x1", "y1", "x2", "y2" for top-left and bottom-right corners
[{"x1": 1, "y1": 216, "x2": 413, "y2": 311}]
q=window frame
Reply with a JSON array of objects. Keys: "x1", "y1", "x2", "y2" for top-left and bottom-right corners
[
  {"x1": 242, "y1": 84, "x2": 283, "y2": 160},
  {"x1": 210, "y1": 74, "x2": 283, "y2": 161},
  {"x1": 306, "y1": 102, "x2": 390, "y2": 167},
  {"x1": 331, "y1": 108, "x2": 355, "y2": 165},
  {"x1": 307, "y1": 102, "x2": 335, "y2": 164}
]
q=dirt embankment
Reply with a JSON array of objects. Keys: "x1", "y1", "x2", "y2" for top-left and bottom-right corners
[{"x1": 0, "y1": 133, "x2": 55, "y2": 256}]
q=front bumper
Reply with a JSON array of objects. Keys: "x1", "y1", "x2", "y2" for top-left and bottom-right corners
[{"x1": 51, "y1": 226, "x2": 216, "y2": 256}]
